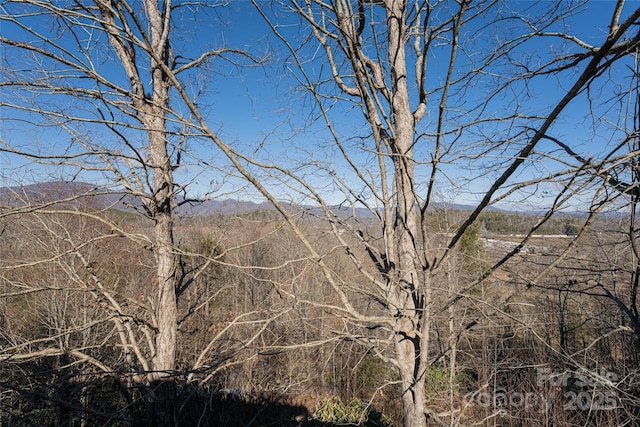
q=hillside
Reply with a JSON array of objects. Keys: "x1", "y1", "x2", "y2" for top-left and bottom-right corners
[{"x1": 0, "y1": 181, "x2": 603, "y2": 236}]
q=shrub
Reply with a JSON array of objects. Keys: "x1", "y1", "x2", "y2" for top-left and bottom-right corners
[{"x1": 316, "y1": 396, "x2": 368, "y2": 424}]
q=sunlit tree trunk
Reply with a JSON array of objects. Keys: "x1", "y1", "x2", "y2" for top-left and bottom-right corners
[
  {"x1": 144, "y1": 1, "x2": 177, "y2": 379},
  {"x1": 251, "y1": 1, "x2": 640, "y2": 426},
  {"x1": 98, "y1": 0, "x2": 177, "y2": 380},
  {"x1": 386, "y1": 2, "x2": 428, "y2": 425}
]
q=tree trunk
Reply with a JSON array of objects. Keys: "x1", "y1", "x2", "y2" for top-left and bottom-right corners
[
  {"x1": 145, "y1": 3, "x2": 177, "y2": 425},
  {"x1": 121, "y1": 0, "x2": 177, "y2": 383},
  {"x1": 123, "y1": 1, "x2": 177, "y2": 424},
  {"x1": 387, "y1": 2, "x2": 429, "y2": 426},
  {"x1": 146, "y1": 109, "x2": 176, "y2": 379},
  {"x1": 395, "y1": 337, "x2": 428, "y2": 427},
  {"x1": 97, "y1": 2, "x2": 178, "y2": 380}
]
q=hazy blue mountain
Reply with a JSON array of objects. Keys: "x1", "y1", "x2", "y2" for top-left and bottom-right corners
[{"x1": 0, "y1": 181, "x2": 512, "y2": 218}]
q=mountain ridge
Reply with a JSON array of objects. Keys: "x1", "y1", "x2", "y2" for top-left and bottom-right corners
[{"x1": 0, "y1": 180, "x2": 514, "y2": 217}]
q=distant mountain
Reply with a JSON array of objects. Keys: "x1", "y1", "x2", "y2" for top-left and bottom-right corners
[
  {"x1": 0, "y1": 181, "x2": 114, "y2": 208},
  {"x1": 0, "y1": 181, "x2": 281, "y2": 216},
  {"x1": 0, "y1": 181, "x2": 511, "y2": 218},
  {"x1": 179, "y1": 198, "x2": 277, "y2": 216}
]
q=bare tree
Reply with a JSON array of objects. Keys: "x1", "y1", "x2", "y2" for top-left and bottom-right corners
[
  {"x1": 1, "y1": 0, "x2": 180, "y2": 376},
  {"x1": 4, "y1": 0, "x2": 640, "y2": 426},
  {"x1": 227, "y1": 1, "x2": 640, "y2": 426},
  {"x1": 109, "y1": 0, "x2": 640, "y2": 423},
  {"x1": 0, "y1": 1, "x2": 266, "y2": 424}
]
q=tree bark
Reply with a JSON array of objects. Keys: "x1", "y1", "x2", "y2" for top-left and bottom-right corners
[
  {"x1": 387, "y1": 2, "x2": 428, "y2": 425},
  {"x1": 142, "y1": 2, "x2": 178, "y2": 424},
  {"x1": 98, "y1": 0, "x2": 177, "y2": 422},
  {"x1": 98, "y1": 0, "x2": 177, "y2": 380}
]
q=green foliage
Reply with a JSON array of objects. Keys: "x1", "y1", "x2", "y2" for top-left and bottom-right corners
[
  {"x1": 424, "y1": 364, "x2": 465, "y2": 398},
  {"x1": 460, "y1": 222, "x2": 483, "y2": 257},
  {"x1": 563, "y1": 221, "x2": 580, "y2": 236},
  {"x1": 459, "y1": 221, "x2": 486, "y2": 275},
  {"x1": 424, "y1": 365, "x2": 451, "y2": 394},
  {"x1": 478, "y1": 211, "x2": 526, "y2": 234},
  {"x1": 477, "y1": 210, "x2": 588, "y2": 235},
  {"x1": 315, "y1": 396, "x2": 394, "y2": 426},
  {"x1": 316, "y1": 396, "x2": 369, "y2": 424},
  {"x1": 199, "y1": 233, "x2": 224, "y2": 257},
  {"x1": 355, "y1": 353, "x2": 389, "y2": 392}
]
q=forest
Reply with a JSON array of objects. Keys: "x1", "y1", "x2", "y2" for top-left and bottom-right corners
[{"x1": 2, "y1": 1, "x2": 640, "y2": 426}]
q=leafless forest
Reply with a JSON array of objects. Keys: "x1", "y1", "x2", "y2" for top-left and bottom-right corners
[{"x1": 2, "y1": 1, "x2": 640, "y2": 426}]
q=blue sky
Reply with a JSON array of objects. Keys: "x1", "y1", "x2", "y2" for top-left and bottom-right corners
[{"x1": 2, "y1": 1, "x2": 640, "y2": 211}]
